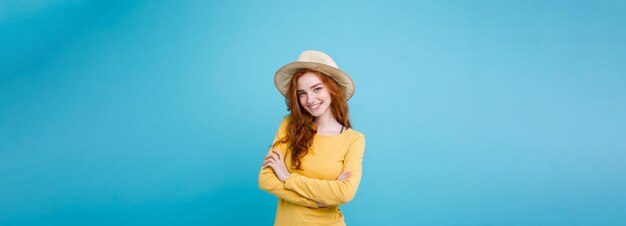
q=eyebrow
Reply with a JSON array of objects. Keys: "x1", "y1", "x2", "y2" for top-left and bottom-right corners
[{"x1": 297, "y1": 83, "x2": 323, "y2": 92}]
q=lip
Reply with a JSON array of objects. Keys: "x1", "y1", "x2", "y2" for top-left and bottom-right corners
[{"x1": 308, "y1": 102, "x2": 322, "y2": 111}]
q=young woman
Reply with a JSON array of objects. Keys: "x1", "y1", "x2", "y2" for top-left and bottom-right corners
[{"x1": 259, "y1": 50, "x2": 366, "y2": 226}]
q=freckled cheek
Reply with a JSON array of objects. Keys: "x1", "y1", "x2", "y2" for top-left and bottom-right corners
[
  {"x1": 321, "y1": 91, "x2": 331, "y2": 99},
  {"x1": 322, "y1": 93, "x2": 331, "y2": 102},
  {"x1": 299, "y1": 96, "x2": 307, "y2": 106}
]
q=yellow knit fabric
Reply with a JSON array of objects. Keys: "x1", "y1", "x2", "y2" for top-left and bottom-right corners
[{"x1": 259, "y1": 117, "x2": 366, "y2": 226}]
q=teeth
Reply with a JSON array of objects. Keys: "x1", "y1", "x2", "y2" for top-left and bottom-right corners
[{"x1": 309, "y1": 102, "x2": 322, "y2": 110}]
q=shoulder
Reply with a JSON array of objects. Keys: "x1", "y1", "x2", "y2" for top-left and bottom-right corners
[
  {"x1": 278, "y1": 115, "x2": 291, "y2": 129},
  {"x1": 343, "y1": 129, "x2": 365, "y2": 154},
  {"x1": 346, "y1": 129, "x2": 365, "y2": 143},
  {"x1": 275, "y1": 115, "x2": 292, "y2": 136}
]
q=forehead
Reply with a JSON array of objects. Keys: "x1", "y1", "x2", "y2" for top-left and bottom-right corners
[{"x1": 296, "y1": 72, "x2": 323, "y2": 90}]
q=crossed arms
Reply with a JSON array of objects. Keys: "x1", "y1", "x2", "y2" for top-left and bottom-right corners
[{"x1": 257, "y1": 122, "x2": 365, "y2": 208}]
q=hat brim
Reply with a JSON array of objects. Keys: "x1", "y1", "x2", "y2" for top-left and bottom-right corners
[{"x1": 274, "y1": 62, "x2": 354, "y2": 100}]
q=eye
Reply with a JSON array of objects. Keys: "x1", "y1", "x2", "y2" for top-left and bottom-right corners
[
  {"x1": 297, "y1": 92, "x2": 306, "y2": 97},
  {"x1": 314, "y1": 87, "x2": 322, "y2": 92}
]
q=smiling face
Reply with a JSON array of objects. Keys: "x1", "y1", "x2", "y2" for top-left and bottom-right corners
[{"x1": 296, "y1": 72, "x2": 332, "y2": 117}]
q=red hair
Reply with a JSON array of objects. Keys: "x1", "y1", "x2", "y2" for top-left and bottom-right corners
[{"x1": 274, "y1": 69, "x2": 351, "y2": 170}]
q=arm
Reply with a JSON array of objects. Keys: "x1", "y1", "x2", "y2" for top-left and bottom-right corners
[
  {"x1": 284, "y1": 135, "x2": 365, "y2": 206},
  {"x1": 258, "y1": 149, "x2": 319, "y2": 208},
  {"x1": 258, "y1": 119, "x2": 319, "y2": 208}
]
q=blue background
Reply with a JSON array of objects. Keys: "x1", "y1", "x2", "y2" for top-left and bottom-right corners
[{"x1": 1, "y1": 0, "x2": 625, "y2": 225}]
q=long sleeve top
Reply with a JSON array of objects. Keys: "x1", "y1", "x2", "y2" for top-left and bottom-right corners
[{"x1": 258, "y1": 117, "x2": 366, "y2": 226}]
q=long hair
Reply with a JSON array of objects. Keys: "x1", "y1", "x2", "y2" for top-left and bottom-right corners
[{"x1": 273, "y1": 69, "x2": 351, "y2": 170}]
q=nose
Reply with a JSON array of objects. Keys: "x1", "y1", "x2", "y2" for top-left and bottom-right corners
[{"x1": 306, "y1": 92, "x2": 317, "y2": 105}]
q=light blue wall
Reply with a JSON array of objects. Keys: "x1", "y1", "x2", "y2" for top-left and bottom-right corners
[{"x1": 1, "y1": 1, "x2": 625, "y2": 225}]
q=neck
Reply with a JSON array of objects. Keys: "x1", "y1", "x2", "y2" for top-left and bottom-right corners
[{"x1": 315, "y1": 110, "x2": 340, "y2": 131}]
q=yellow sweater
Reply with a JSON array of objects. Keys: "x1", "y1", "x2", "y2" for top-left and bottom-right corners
[{"x1": 259, "y1": 117, "x2": 366, "y2": 226}]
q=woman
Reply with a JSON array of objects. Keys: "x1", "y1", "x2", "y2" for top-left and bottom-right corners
[{"x1": 258, "y1": 50, "x2": 366, "y2": 226}]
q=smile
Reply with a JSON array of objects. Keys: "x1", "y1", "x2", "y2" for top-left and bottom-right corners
[{"x1": 308, "y1": 102, "x2": 323, "y2": 110}]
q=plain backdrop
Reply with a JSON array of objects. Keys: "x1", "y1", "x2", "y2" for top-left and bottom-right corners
[{"x1": 1, "y1": 0, "x2": 625, "y2": 225}]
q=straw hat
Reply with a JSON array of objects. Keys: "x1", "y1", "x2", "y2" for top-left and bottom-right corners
[{"x1": 274, "y1": 50, "x2": 354, "y2": 100}]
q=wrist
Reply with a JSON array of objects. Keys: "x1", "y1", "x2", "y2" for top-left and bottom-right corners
[{"x1": 280, "y1": 172, "x2": 290, "y2": 182}]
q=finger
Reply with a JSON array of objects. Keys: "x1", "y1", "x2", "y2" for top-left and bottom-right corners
[
  {"x1": 273, "y1": 149, "x2": 284, "y2": 160},
  {"x1": 272, "y1": 149, "x2": 283, "y2": 160},
  {"x1": 338, "y1": 171, "x2": 351, "y2": 181},
  {"x1": 263, "y1": 158, "x2": 275, "y2": 166},
  {"x1": 317, "y1": 202, "x2": 329, "y2": 208},
  {"x1": 265, "y1": 154, "x2": 278, "y2": 162},
  {"x1": 263, "y1": 161, "x2": 276, "y2": 170},
  {"x1": 271, "y1": 153, "x2": 281, "y2": 162},
  {"x1": 264, "y1": 155, "x2": 276, "y2": 162}
]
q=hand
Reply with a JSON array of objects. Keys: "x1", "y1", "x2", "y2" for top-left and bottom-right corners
[
  {"x1": 316, "y1": 171, "x2": 351, "y2": 208},
  {"x1": 337, "y1": 171, "x2": 351, "y2": 181},
  {"x1": 262, "y1": 149, "x2": 290, "y2": 182}
]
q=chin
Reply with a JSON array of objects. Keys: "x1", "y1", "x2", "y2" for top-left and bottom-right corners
[{"x1": 306, "y1": 110, "x2": 320, "y2": 117}]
